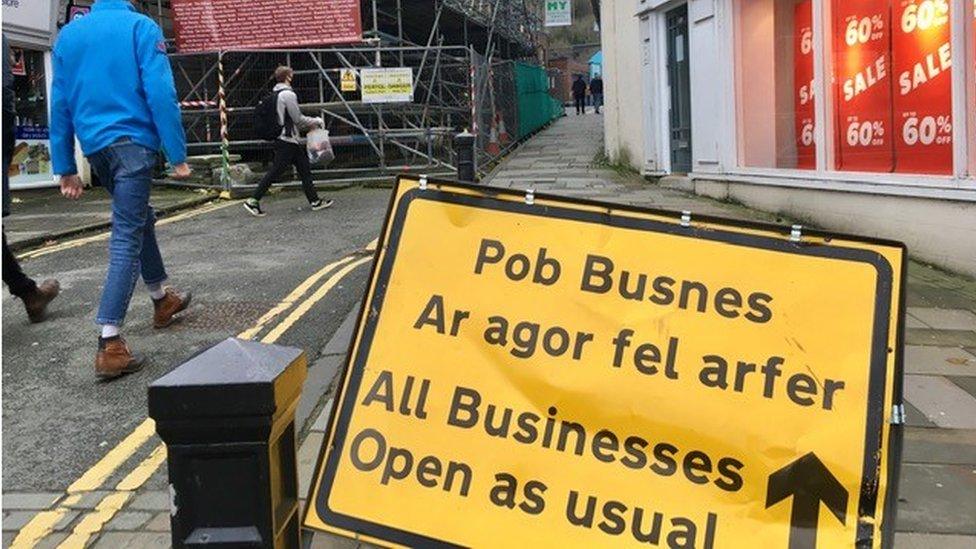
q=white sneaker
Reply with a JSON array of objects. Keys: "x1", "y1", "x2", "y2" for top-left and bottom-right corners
[{"x1": 310, "y1": 199, "x2": 334, "y2": 211}]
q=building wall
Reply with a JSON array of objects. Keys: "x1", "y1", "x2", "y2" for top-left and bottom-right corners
[
  {"x1": 548, "y1": 58, "x2": 590, "y2": 104},
  {"x1": 600, "y1": 0, "x2": 646, "y2": 167},
  {"x1": 602, "y1": 0, "x2": 976, "y2": 277},
  {"x1": 669, "y1": 177, "x2": 976, "y2": 276}
]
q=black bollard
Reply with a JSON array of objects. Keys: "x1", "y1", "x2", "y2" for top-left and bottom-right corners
[
  {"x1": 455, "y1": 130, "x2": 476, "y2": 183},
  {"x1": 148, "y1": 338, "x2": 307, "y2": 548}
]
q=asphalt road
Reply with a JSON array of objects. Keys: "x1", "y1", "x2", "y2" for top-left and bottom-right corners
[{"x1": 2, "y1": 187, "x2": 390, "y2": 492}]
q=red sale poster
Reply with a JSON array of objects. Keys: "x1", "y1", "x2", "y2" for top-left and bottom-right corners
[
  {"x1": 891, "y1": 0, "x2": 952, "y2": 174},
  {"x1": 832, "y1": 0, "x2": 893, "y2": 172},
  {"x1": 172, "y1": 0, "x2": 363, "y2": 53},
  {"x1": 794, "y1": 0, "x2": 815, "y2": 169}
]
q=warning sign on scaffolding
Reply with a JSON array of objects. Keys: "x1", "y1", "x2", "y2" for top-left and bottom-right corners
[
  {"x1": 360, "y1": 67, "x2": 413, "y2": 104},
  {"x1": 340, "y1": 69, "x2": 358, "y2": 92},
  {"x1": 545, "y1": 1, "x2": 573, "y2": 27},
  {"x1": 304, "y1": 176, "x2": 905, "y2": 548}
]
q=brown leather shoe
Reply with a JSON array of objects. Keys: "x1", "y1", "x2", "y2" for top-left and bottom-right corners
[
  {"x1": 23, "y1": 279, "x2": 60, "y2": 323},
  {"x1": 95, "y1": 337, "x2": 145, "y2": 379},
  {"x1": 153, "y1": 287, "x2": 192, "y2": 328}
]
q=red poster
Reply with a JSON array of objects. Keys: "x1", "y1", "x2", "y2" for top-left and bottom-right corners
[
  {"x1": 892, "y1": 0, "x2": 952, "y2": 174},
  {"x1": 794, "y1": 0, "x2": 815, "y2": 169},
  {"x1": 833, "y1": 0, "x2": 893, "y2": 172},
  {"x1": 172, "y1": 0, "x2": 363, "y2": 53}
]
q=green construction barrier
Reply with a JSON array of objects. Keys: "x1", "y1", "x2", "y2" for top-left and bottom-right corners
[{"x1": 514, "y1": 62, "x2": 561, "y2": 139}]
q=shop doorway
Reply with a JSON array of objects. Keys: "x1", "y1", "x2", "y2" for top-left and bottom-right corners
[{"x1": 666, "y1": 4, "x2": 692, "y2": 173}]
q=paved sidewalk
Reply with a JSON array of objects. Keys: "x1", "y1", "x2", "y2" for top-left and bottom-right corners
[
  {"x1": 2, "y1": 186, "x2": 215, "y2": 250},
  {"x1": 6, "y1": 114, "x2": 972, "y2": 548}
]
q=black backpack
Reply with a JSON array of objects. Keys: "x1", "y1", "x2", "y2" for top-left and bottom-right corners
[{"x1": 254, "y1": 90, "x2": 291, "y2": 141}]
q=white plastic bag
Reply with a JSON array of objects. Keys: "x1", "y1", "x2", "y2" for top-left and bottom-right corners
[{"x1": 307, "y1": 129, "x2": 335, "y2": 165}]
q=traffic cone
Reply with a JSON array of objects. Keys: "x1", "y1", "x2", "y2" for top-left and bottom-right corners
[
  {"x1": 497, "y1": 112, "x2": 511, "y2": 145},
  {"x1": 486, "y1": 118, "x2": 501, "y2": 156}
]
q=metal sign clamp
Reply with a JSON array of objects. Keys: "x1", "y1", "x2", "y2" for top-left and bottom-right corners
[
  {"x1": 790, "y1": 224, "x2": 803, "y2": 242},
  {"x1": 680, "y1": 211, "x2": 691, "y2": 228},
  {"x1": 525, "y1": 188, "x2": 535, "y2": 205},
  {"x1": 419, "y1": 175, "x2": 429, "y2": 190},
  {"x1": 891, "y1": 403, "x2": 905, "y2": 425}
]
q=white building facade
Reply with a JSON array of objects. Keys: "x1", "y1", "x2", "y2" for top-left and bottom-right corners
[{"x1": 601, "y1": 0, "x2": 976, "y2": 276}]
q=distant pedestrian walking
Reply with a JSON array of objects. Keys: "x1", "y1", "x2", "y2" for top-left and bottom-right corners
[
  {"x1": 244, "y1": 66, "x2": 334, "y2": 217},
  {"x1": 590, "y1": 74, "x2": 604, "y2": 114},
  {"x1": 50, "y1": 0, "x2": 193, "y2": 379},
  {"x1": 572, "y1": 75, "x2": 587, "y2": 115},
  {"x1": 3, "y1": 34, "x2": 59, "y2": 322}
]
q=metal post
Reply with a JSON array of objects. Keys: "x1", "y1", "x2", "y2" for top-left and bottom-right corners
[
  {"x1": 148, "y1": 338, "x2": 307, "y2": 548},
  {"x1": 217, "y1": 51, "x2": 230, "y2": 190},
  {"x1": 455, "y1": 130, "x2": 476, "y2": 182}
]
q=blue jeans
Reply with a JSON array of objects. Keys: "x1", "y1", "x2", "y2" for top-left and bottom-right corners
[{"x1": 88, "y1": 140, "x2": 167, "y2": 326}]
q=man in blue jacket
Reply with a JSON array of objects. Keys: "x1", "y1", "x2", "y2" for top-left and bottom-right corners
[{"x1": 51, "y1": 0, "x2": 193, "y2": 379}]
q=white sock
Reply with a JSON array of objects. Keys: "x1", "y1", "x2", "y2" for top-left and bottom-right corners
[
  {"x1": 147, "y1": 282, "x2": 166, "y2": 300},
  {"x1": 101, "y1": 324, "x2": 120, "y2": 339}
]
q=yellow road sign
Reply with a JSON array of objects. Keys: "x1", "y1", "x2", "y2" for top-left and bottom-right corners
[{"x1": 304, "y1": 176, "x2": 905, "y2": 548}]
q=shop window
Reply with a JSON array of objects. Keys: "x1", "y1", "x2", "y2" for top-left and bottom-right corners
[
  {"x1": 829, "y1": 0, "x2": 952, "y2": 175},
  {"x1": 734, "y1": 0, "x2": 815, "y2": 169},
  {"x1": 970, "y1": 0, "x2": 976, "y2": 176},
  {"x1": 8, "y1": 48, "x2": 52, "y2": 187}
]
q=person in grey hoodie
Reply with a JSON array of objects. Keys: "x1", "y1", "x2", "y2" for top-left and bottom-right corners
[{"x1": 244, "y1": 66, "x2": 333, "y2": 216}]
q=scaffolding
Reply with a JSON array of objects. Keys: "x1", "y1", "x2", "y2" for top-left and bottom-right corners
[{"x1": 159, "y1": 0, "x2": 545, "y2": 187}]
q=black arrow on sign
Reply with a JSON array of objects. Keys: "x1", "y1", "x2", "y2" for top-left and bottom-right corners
[{"x1": 766, "y1": 452, "x2": 849, "y2": 549}]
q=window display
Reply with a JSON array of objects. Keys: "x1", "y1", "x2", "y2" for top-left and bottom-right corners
[
  {"x1": 795, "y1": 0, "x2": 816, "y2": 169},
  {"x1": 736, "y1": 0, "x2": 962, "y2": 177},
  {"x1": 891, "y1": 0, "x2": 952, "y2": 174},
  {"x1": 735, "y1": 0, "x2": 815, "y2": 170},
  {"x1": 832, "y1": 0, "x2": 893, "y2": 172},
  {"x1": 8, "y1": 48, "x2": 52, "y2": 187}
]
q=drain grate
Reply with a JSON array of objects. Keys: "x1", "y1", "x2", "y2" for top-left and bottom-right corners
[{"x1": 168, "y1": 300, "x2": 278, "y2": 333}]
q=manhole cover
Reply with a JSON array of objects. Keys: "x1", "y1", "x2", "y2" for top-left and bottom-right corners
[{"x1": 168, "y1": 300, "x2": 278, "y2": 333}]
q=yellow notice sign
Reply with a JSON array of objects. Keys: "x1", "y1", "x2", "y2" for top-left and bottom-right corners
[
  {"x1": 304, "y1": 177, "x2": 905, "y2": 548},
  {"x1": 340, "y1": 68, "x2": 358, "y2": 92}
]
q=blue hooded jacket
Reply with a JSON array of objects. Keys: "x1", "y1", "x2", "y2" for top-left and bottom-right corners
[{"x1": 50, "y1": 0, "x2": 186, "y2": 176}]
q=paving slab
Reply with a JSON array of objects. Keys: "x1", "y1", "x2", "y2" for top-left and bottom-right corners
[
  {"x1": 901, "y1": 427, "x2": 976, "y2": 465},
  {"x1": 904, "y1": 375, "x2": 976, "y2": 429},
  {"x1": 908, "y1": 308, "x2": 976, "y2": 331},
  {"x1": 311, "y1": 397, "x2": 335, "y2": 433},
  {"x1": 91, "y1": 531, "x2": 171, "y2": 547},
  {"x1": 308, "y1": 530, "x2": 361, "y2": 548},
  {"x1": 142, "y1": 512, "x2": 170, "y2": 532},
  {"x1": 1, "y1": 492, "x2": 61, "y2": 510},
  {"x1": 104, "y1": 511, "x2": 152, "y2": 531},
  {"x1": 298, "y1": 432, "x2": 325, "y2": 499},
  {"x1": 127, "y1": 490, "x2": 169, "y2": 512},
  {"x1": 63, "y1": 490, "x2": 112, "y2": 510},
  {"x1": 906, "y1": 329, "x2": 976, "y2": 348},
  {"x1": 949, "y1": 376, "x2": 976, "y2": 399},
  {"x1": 896, "y1": 463, "x2": 976, "y2": 535},
  {"x1": 904, "y1": 346, "x2": 976, "y2": 376},
  {"x1": 904, "y1": 402, "x2": 937, "y2": 428},
  {"x1": 894, "y1": 533, "x2": 976, "y2": 549},
  {"x1": 32, "y1": 532, "x2": 68, "y2": 549}
]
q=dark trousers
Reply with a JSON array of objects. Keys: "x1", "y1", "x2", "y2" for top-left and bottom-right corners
[
  {"x1": 3, "y1": 233, "x2": 35, "y2": 298},
  {"x1": 253, "y1": 140, "x2": 320, "y2": 203},
  {"x1": 574, "y1": 95, "x2": 585, "y2": 114},
  {"x1": 592, "y1": 93, "x2": 603, "y2": 113},
  {"x1": 2, "y1": 115, "x2": 34, "y2": 299}
]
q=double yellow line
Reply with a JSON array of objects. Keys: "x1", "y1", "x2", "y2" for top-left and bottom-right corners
[{"x1": 12, "y1": 238, "x2": 377, "y2": 548}]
